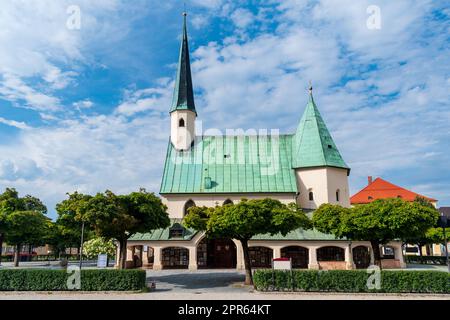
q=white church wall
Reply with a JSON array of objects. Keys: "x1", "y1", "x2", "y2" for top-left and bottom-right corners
[
  {"x1": 170, "y1": 110, "x2": 196, "y2": 150},
  {"x1": 161, "y1": 193, "x2": 297, "y2": 219}
]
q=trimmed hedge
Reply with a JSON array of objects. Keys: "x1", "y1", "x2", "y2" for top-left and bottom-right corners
[
  {"x1": 253, "y1": 270, "x2": 450, "y2": 294},
  {"x1": 405, "y1": 255, "x2": 448, "y2": 265},
  {"x1": 0, "y1": 269, "x2": 146, "y2": 291}
]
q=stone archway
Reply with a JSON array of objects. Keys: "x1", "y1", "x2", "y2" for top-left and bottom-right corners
[
  {"x1": 197, "y1": 238, "x2": 237, "y2": 269},
  {"x1": 249, "y1": 246, "x2": 273, "y2": 268},
  {"x1": 161, "y1": 247, "x2": 189, "y2": 269},
  {"x1": 281, "y1": 246, "x2": 309, "y2": 269}
]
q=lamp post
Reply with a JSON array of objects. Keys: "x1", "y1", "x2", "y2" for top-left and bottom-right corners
[
  {"x1": 438, "y1": 215, "x2": 449, "y2": 273},
  {"x1": 443, "y1": 226, "x2": 449, "y2": 273},
  {"x1": 79, "y1": 220, "x2": 85, "y2": 270}
]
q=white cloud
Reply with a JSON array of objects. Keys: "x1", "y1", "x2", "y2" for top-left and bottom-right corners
[
  {"x1": 0, "y1": 117, "x2": 32, "y2": 130},
  {"x1": 230, "y1": 8, "x2": 254, "y2": 29}
]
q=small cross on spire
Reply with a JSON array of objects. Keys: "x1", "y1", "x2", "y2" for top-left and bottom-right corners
[{"x1": 308, "y1": 80, "x2": 313, "y2": 95}]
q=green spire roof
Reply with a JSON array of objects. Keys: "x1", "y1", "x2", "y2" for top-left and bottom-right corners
[
  {"x1": 292, "y1": 88, "x2": 349, "y2": 172},
  {"x1": 170, "y1": 13, "x2": 196, "y2": 115}
]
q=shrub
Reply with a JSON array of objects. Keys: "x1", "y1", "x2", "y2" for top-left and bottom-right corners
[
  {"x1": 254, "y1": 269, "x2": 450, "y2": 294},
  {"x1": 0, "y1": 269, "x2": 146, "y2": 291}
]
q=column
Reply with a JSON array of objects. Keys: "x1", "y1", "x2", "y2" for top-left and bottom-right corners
[
  {"x1": 115, "y1": 244, "x2": 121, "y2": 268},
  {"x1": 234, "y1": 241, "x2": 245, "y2": 271},
  {"x1": 142, "y1": 246, "x2": 149, "y2": 265},
  {"x1": 394, "y1": 243, "x2": 406, "y2": 268},
  {"x1": 152, "y1": 247, "x2": 162, "y2": 270},
  {"x1": 308, "y1": 247, "x2": 319, "y2": 269},
  {"x1": 188, "y1": 246, "x2": 197, "y2": 271},
  {"x1": 273, "y1": 247, "x2": 281, "y2": 259},
  {"x1": 345, "y1": 243, "x2": 355, "y2": 270}
]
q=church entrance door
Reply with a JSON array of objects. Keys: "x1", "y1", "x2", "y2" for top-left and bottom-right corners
[{"x1": 197, "y1": 238, "x2": 237, "y2": 269}]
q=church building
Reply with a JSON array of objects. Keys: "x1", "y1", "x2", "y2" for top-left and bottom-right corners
[{"x1": 124, "y1": 14, "x2": 405, "y2": 271}]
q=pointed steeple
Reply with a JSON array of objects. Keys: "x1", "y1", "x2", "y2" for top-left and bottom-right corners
[
  {"x1": 170, "y1": 12, "x2": 197, "y2": 115},
  {"x1": 292, "y1": 85, "x2": 350, "y2": 172}
]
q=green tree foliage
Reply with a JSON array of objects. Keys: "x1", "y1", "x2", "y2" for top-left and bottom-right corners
[
  {"x1": 401, "y1": 197, "x2": 441, "y2": 256},
  {"x1": 82, "y1": 237, "x2": 116, "y2": 260},
  {"x1": 312, "y1": 198, "x2": 440, "y2": 268},
  {"x1": 54, "y1": 192, "x2": 94, "y2": 255},
  {"x1": 6, "y1": 211, "x2": 51, "y2": 267},
  {"x1": 184, "y1": 198, "x2": 311, "y2": 285},
  {"x1": 0, "y1": 188, "x2": 47, "y2": 265},
  {"x1": 82, "y1": 189, "x2": 170, "y2": 269}
]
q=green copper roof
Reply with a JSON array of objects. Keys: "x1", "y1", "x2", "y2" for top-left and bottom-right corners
[
  {"x1": 252, "y1": 228, "x2": 343, "y2": 241},
  {"x1": 292, "y1": 92, "x2": 349, "y2": 171},
  {"x1": 129, "y1": 219, "x2": 197, "y2": 241},
  {"x1": 160, "y1": 135, "x2": 298, "y2": 194},
  {"x1": 129, "y1": 225, "x2": 342, "y2": 242},
  {"x1": 170, "y1": 13, "x2": 196, "y2": 115}
]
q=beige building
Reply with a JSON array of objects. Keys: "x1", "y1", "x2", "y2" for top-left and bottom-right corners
[{"x1": 122, "y1": 14, "x2": 405, "y2": 271}]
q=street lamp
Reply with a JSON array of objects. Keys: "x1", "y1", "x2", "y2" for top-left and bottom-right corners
[
  {"x1": 438, "y1": 215, "x2": 449, "y2": 273},
  {"x1": 79, "y1": 220, "x2": 85, "y2": 270}
]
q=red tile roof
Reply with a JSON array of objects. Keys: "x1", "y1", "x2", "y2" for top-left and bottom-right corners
[{"x1": 350, "y1": 177, "x2": 437, "y2": 204}]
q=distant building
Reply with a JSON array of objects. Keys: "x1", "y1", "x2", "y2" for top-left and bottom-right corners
[
  {"x1": 351, "y1": 177, "x2": 442, "y2": 256},
  {"x1": 351, "y1": 176, "x2": 437, "y2": 207}
]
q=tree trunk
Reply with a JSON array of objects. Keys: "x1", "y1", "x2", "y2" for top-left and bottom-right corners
[
  {"x1": 14, "y1": 244, "x2": 21, "y2": 267},
  {"x1": 119, "y1": 239, "x2": 128, "y2": 270},
  {"x1": 0, "y1": 233, "x2": 4, "y2": 264},
  {"x1": 418, "y1": 244, "x2": 423, "y2": 256},
  {"x1": 370, "y1": 240, "x2": 382, "y2": 270},
  {"x1": 240, "y1": 239, "x2": 253, "y2": 286}
]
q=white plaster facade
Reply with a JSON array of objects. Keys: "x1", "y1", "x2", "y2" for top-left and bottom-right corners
[
  {"x1": 295, "y1": 167, "x2": 350, "y2": 209},
  {"x1": 170, "y1": 109, "x2": 196, "y2": 151}
]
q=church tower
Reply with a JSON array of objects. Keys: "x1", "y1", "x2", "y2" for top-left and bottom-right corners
[
  {"x1": 170, "y1": 12, "x2": 197, "y2": 151},
  {"x1": 293, "y1": 85, "x2": 351, "y2": 209}
]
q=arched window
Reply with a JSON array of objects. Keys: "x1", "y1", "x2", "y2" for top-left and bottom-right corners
[
  {"x1": 308, "y1": 190, "x2": 314, "y2": 201},
  {"x1": 179, "y1": 118, "x2": 185, "y2": 127},
  {"x1": 336, "y1": 189, "x2": 340, "y2": 202},
  {"x1": 223, "y1": 199, "x2": 233, "y2": 205},
  {"x1": 184, "y1": 200, "x2": 196, "y2": 216}
]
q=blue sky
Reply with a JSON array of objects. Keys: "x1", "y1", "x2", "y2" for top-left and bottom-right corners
[{"x1": 0, "y1": 0, "x2": 449, "y2": 218}]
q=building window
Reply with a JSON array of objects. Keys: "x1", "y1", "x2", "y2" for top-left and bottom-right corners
[
  {"x1": 179, "y1": 118, "x2": 185, "y2": 127},
  {"x1": 317, "y1": 246, "x2": 345, "y2": 261},
  {"x1": 169, "y1": 223, "x2": 184, "y2": 239},
  {"x1": 336, "y1": 190, "x2": 340, "y2": 202},
  {"x1": 368, "y1": 196, "x2": 373, "y2": 200},
  {"x1": 184, "y1": 200, "x2": 196, "y2": 216},
  {"x1": 223, "y1": 199, "x2": 233, "y2": 205},
  {"x1": 309, "y1": 191, "x2": 314, "y2": 201}
]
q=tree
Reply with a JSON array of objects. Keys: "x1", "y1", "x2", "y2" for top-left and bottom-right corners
[
  {"x1": 82, "y1": 237, "x2": 116, "y2": 260},
  {"x1": 82, "y1": 189, "x2": 170, "y2": 269},
  {"x1": 0, "y1": 188, "x2": 47, "y2": 264},
  {"x1": 313, "y1": 199, "x2": 439, "y2": 268},
  {"x1": 402, "y1": 197, "x2": 440, "y2": 256},
  {"x1": 184, "y1": 198, "x2": 311, "y2": 285},
  {"x1": 6, "y1": 211, "x2": 51, "y2": 267},
  {"x1": 55, "y1": 192, "x2": 94, "y2": 256}
]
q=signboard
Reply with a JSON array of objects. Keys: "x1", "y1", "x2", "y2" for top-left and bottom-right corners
[
  {"x1": 97, "y1": 254, "x2": 108, "y2": 268},
  {"x1": 272, "y1": 258, "x2": 292, "y2": 270}
]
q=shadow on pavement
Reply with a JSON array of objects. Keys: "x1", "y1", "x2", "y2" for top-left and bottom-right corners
[{"x1": 146, "y1": 272, "x2": 247, "y2": 291}]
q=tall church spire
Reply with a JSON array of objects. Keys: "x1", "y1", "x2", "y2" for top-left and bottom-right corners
[{"x1": 170, "y1": 12, "x2": 197, "y2": 115}]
